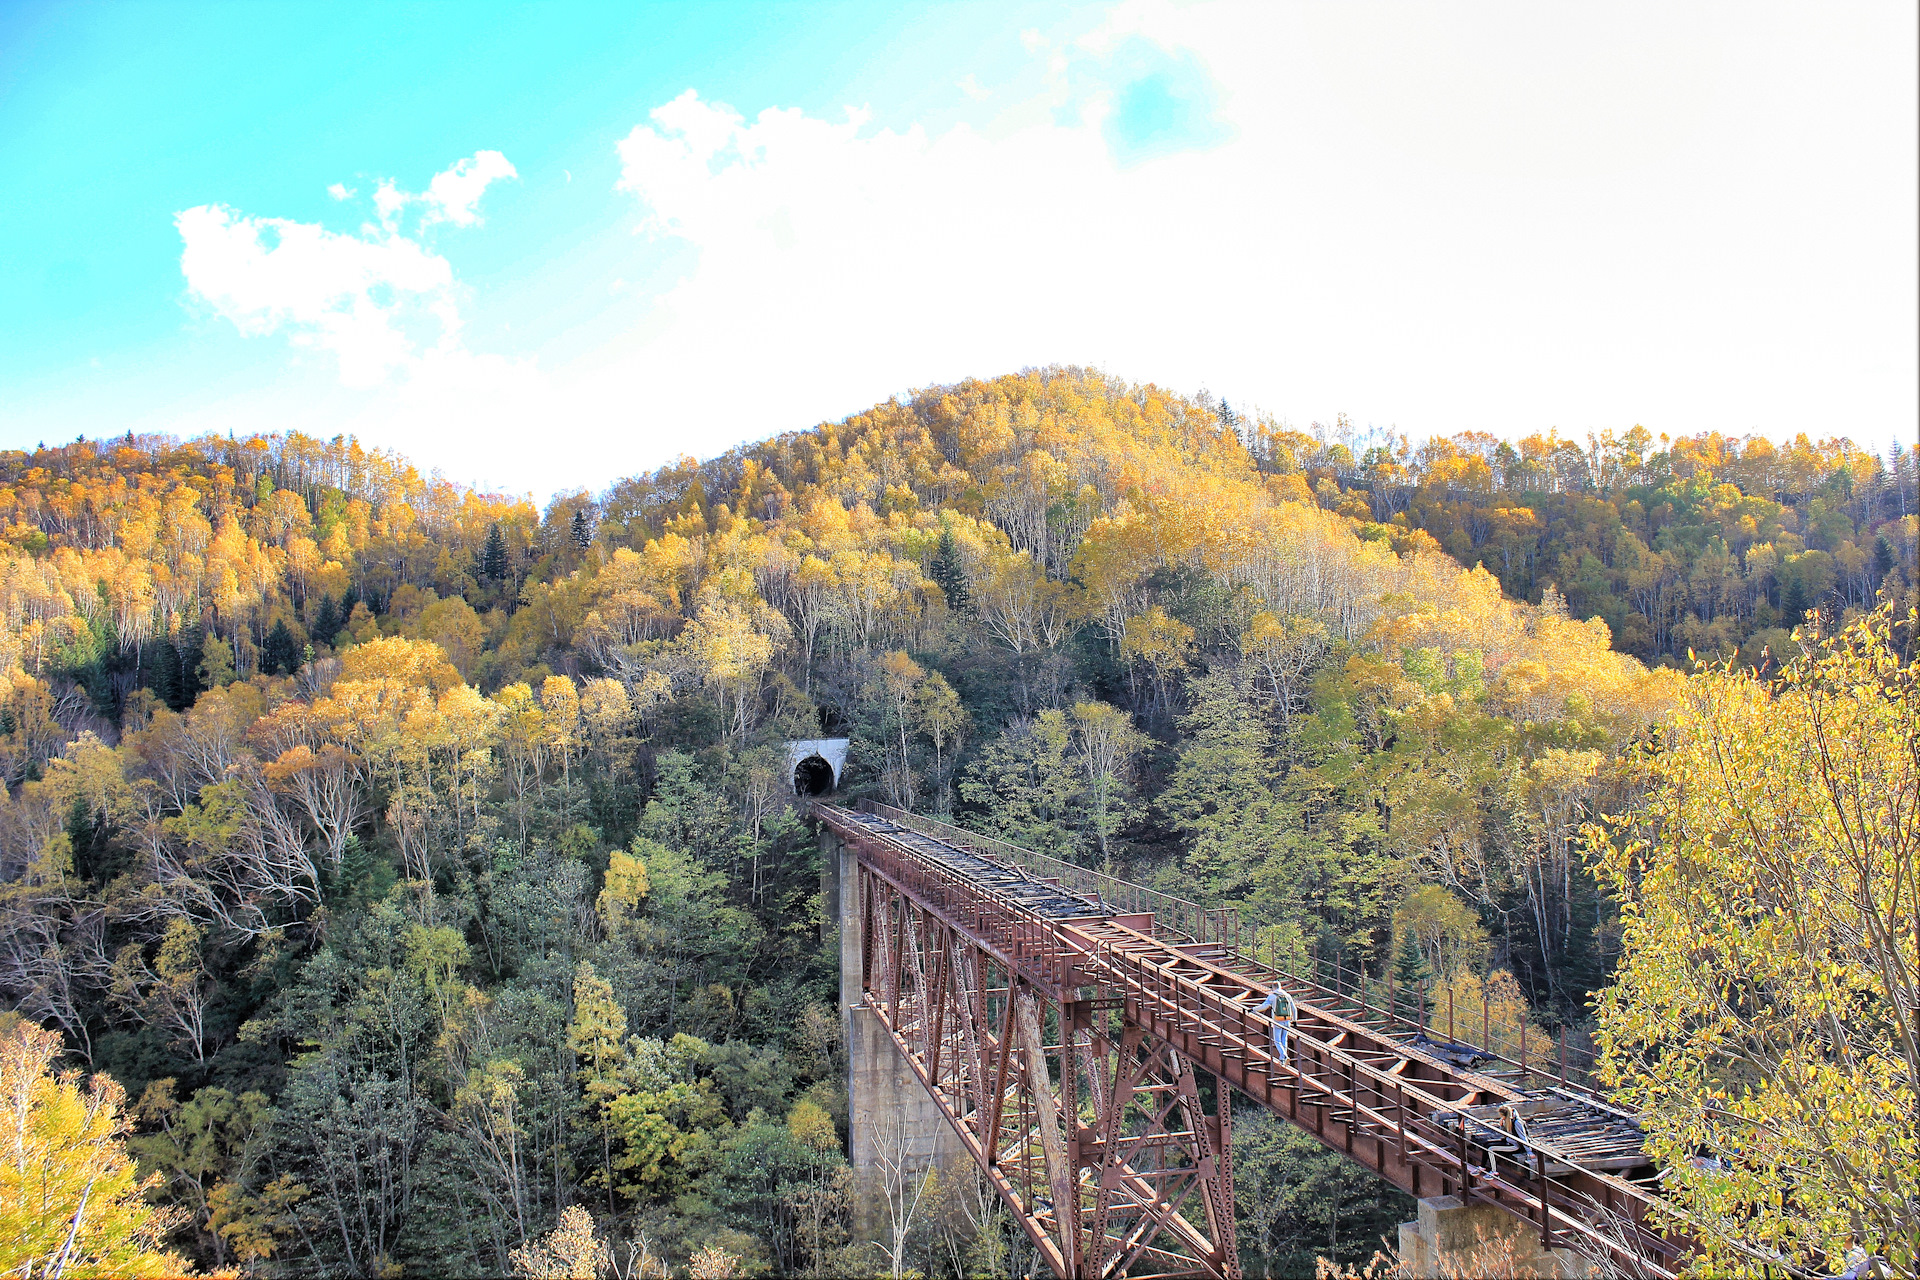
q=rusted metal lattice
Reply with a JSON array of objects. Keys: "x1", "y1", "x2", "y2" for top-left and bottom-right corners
[{"x1": 824, "y1": 802, "x2": 1693, "y2": 1280}]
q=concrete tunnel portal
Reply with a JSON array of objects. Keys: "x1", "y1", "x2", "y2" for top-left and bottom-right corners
[{"x1": 785, "y1": 737, "x2": 849, "y2": 796}]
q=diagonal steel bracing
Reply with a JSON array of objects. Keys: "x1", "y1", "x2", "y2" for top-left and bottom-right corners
[{"x1": 853, "y1": 848, "x2": 1239, "y2": 1278}]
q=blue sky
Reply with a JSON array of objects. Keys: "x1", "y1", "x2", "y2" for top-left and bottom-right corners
[
  {"x1": 3, "y1": 1, "x2": 1914, "y2": 497},
  {"x1": 2, "y1": 1, "x2": 1082, "y2": 433}
]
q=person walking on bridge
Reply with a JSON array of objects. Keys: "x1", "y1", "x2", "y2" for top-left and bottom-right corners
[{"x1": 1254, "y1": 981, "x2": 1297, "y2": 1067}]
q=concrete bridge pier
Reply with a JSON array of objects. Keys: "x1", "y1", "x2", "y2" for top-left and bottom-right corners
[
  {"x1": 822, "y1": 826, "x2": 964, "y2": 1251},
  {"x1": 1398, "y1": 1195, "x2": 1602, "y2": 1278}
]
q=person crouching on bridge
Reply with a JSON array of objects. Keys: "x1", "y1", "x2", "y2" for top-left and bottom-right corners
[{"x1": 1254, "y1": 983, "x2": 1297, "y2": 1067}]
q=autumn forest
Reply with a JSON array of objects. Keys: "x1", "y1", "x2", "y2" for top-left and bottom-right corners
[{"x1": 2, "y1": 367, "x2": 1915, "y2": 1278}]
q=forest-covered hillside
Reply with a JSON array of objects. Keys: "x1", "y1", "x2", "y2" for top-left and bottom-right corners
[{"x1": 0, "y1": 367, "x2": 1913, "y2": 1276}]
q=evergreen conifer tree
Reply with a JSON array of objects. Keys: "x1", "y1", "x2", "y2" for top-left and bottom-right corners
[
  {"x1": 1393, "y1": 929, "x2": 1433, "y2": 1023},
  {"x1": 147, "y1": 641, "x2": 179, "y2": 710},
  {"x1": 1782, "y1": 576, "x2": 1809, "y2": 623},
  {"x1": 312, "y1": 593, "x2": 339, "y2": 646},
  {"x1": 1393, "y1": 928, "x2": 1432, "y2": 988},
  {"x1": 326, "y1": 835, "x2": 371, "y2": 906},
  {"x1": 163, "y1": 641, "x2": 186, "y2": 710},
  {"x1": 930, "y1": 526, "x2": 971, "y2": 613},
  {"x1": 482, "y1": 523, "x2": 509, "y2": 582},
  {"x1": 570, "y1": 507, "x2": 593, "y2": 551},
  {"x1": 65, "y1": 794, "x2": 95, "y2": 881},
  {"x1": 262, "y1": 619, "x2": 298, "y2": 675},
  {"x1": 176, "y1": 624, "x2": 204, "y2": 707}
]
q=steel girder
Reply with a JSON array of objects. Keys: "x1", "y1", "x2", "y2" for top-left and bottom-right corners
[{"x1": 857, "y1": 852, "x2": 1242, "y2": 1279}]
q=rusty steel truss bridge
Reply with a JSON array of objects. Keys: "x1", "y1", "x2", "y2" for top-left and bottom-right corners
[{"x1": 819, "y1": 799, "x2": 1697, "y2": 1280}]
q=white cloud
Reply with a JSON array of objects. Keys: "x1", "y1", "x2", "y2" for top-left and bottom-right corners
[
  {"x1": 140, "y1": 3, "x2": 1913, "y2": 498},
  {"x1": 166, "y1": 149, "x2": 561, "y2": 491},
  {"x1": 420, "y1": 150, "x2": 518, "y2": 227},
  {"x1": 596, "y1": 90, "x2": 1160, "y2": 444},
  {"x1": 583, "y1": 0, "x2": 1915, "y2": 465},
  {"x1": 327, "y1": 182, "x2": 355, "y2": 201},
  {"x1": 373, "y1": 180, "x2": 409, "y2": 227},
  {"x1": 956, "y1": 73, "x2": 989, "y2": 101},
  {"x1": 179, "y1": 150, "x2": 522, "y2": 390},
  {"x1": 370, "y1": 150, "x2": 517, "y2": 231},
  {"x1": 176, "y1": 147, "x2": 544, "y2": 471},
  {"x1": 177, "y1": 204, "x2": 459, "y2": 386}
]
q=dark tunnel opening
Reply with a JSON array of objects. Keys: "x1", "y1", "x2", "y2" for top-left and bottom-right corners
[{"x1": 793, "y1": 755, "x2": 834, "y2": 797}]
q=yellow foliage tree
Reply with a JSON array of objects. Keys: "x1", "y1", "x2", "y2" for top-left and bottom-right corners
[
  {"x1": 688, "y1": 1241, "x2": 743, "y2": 1280},
  {"x1": 0, "y1": 1019, "x2": 200, "y2": 1279},
  {"x1": 539, "y1": 675, "x2": 582, "y2": 784},
  {"x1": 1240, "y1": 610, "x2": 1329, "y2": 728},
  {"x1": 1425, "y1": 968, "x2": 1551, "y2": 1073},
  {"x1": 509, "y1": 1204, "x2": 607, "y2": 1280},
  {"x1": 680, "y1": 600, "x2": 777, "y2": 739},
  {"x1": 1392, "y1": 884, "x2": 1489, "y2": 978},
  {"x1": 1592, "y1": 607, "x2": 1919, "y2": 1277},
  {"x1": 1121, "y1": 605, "x2": 1195, "y2": 723},
  {"x1": 598, "y1": 846, "x2": 651, "y2": 938}
]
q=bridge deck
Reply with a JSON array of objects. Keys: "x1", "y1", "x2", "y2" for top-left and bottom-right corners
[{"x1": 838, "y1": 810, "x2": 1107, "y2": 919}]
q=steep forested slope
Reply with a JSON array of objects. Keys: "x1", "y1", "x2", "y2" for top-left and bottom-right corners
[{"x1": 0, "y1": 367, "x2": 1910, "y2": 1275}]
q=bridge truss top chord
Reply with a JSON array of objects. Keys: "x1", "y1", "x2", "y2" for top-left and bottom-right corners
[{"x1": 820, "y1": 800, "x2": 1705, "y2": 1280}]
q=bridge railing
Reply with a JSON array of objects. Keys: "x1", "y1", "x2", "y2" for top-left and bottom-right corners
[
  {"x1": 855, "y1": 802, "x2": 1600, "y2": 1096},
  {"x1": 858, "y1": 801, "x2": 1237, "y2": 948},
  {"x1": 1223, "y1": 942, "x2": 1603, "y2": 1098}
]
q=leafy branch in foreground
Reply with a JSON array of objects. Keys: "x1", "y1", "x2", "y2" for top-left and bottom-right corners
[
  {"x1": 0, "y1": 1017, "x2": 201, "y2": 1279},
  {"x1": 1592, "y1": 606, "x2": 1919, "y2": 1277}
]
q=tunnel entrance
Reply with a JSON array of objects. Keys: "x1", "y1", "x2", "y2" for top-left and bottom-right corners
[
  {"x1": 785, "y1": 737, "x2": 847, "y2": 796},
  {"x1": 793, "y1": 755, "x2": 835, "y2": 796}
]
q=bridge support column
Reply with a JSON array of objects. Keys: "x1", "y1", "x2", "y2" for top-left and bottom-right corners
[
  {"x1": 1398, "y1": 1196, "x2": 1600, "y2": 1278},
  {"x1": 825, "y1": 829, "x2": 963, "y2": 1253}
]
